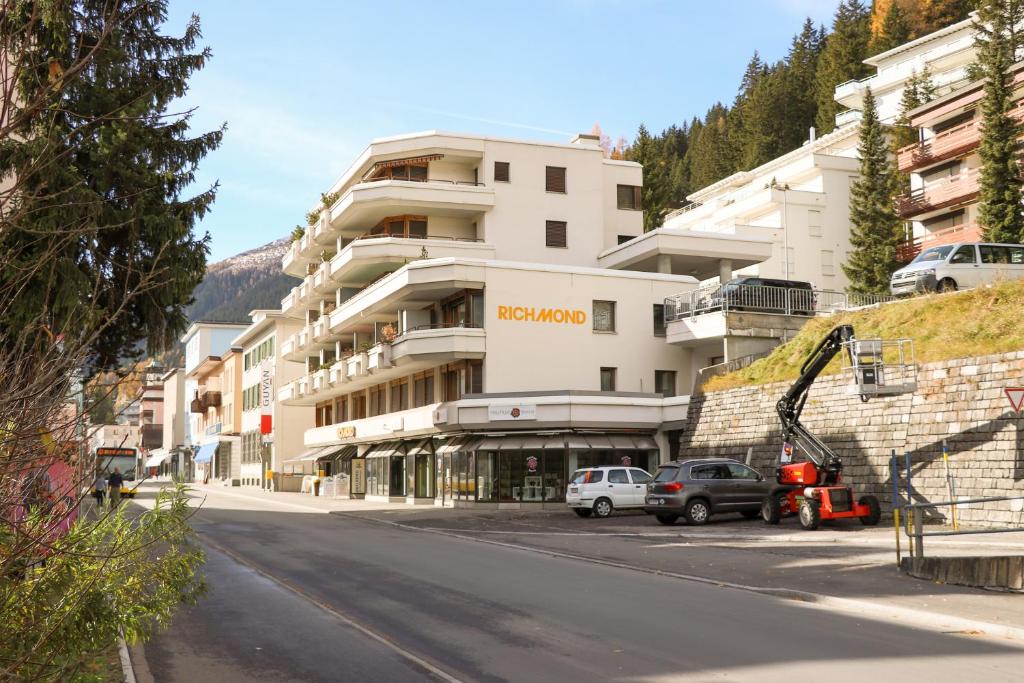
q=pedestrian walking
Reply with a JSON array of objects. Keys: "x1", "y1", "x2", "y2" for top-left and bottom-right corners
[
  {"x1": 108, "y1": 468, "x2": 124, "y2": 507},
  {"x1": 93, "y1": 471, "x2": 107, "y2": 508}
]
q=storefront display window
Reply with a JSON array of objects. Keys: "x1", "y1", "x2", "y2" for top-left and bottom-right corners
[
  {"x1": 476, "y1": 452, "x2": 497, "y2": 502},
  {"x1": 390, "y1": 456, "x2": 405, "y2": 497}
]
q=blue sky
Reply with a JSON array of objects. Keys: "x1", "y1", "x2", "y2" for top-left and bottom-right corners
[{"x1": 167, "y1": 0, "x2": 838, "y2": 262}]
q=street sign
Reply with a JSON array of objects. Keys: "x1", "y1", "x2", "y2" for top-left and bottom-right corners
[{"x1": 1006, "y1": 387, "x2": 1024, "y2": 414}]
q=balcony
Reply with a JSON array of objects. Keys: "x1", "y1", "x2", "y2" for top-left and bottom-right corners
[
  {"x1": 311, "y1": 368, "x2": 331, "y2": 394},
  {"x1": 897, "y1": 119, "x2": 980, "y2": 173},
  {"x1": 366, "y1": 343, "x2": 392, "y2": 372},
  {"x1": 281, "y1": 334, "x2": 296, "y2": 358},
  {"x1": 200, "y1": 390, "x2": 222, "y2": 409},
  {"x1": 312, "y1": 317, "x2": 329, "y2": 342},
  {"x1": 896, "y1": 222, "x2": 983, "y2": 262},
  {"x1": 329, "y1": 363, "x2": 348, "y2": 386},
  {"x1": 346, "y1": 351, "x2": 368, "y2": 380},
  {"x1": 391, "y1": 324, "x2": 486, "y2": 364},
  {"x1": 278, "y1": 380, "x2": 297, "y2": 403},
  {"x1": 895, "y1": 168, "x2": 980, "y2": 218}
]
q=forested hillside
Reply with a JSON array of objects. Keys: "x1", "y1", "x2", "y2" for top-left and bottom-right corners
[
  {"x1": 619, "y1": 0, "x2": 973, "y2": 231},
  {"x1": 187, "y1": 237, "x2": 299, "y2": 323}
]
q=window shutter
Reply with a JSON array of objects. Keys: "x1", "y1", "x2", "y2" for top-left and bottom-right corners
[
  {"x1": 633, "y1": 186, "x2": 643, "y2": 209},
  {"x1": 545, "y1": 220, "x2": 567, "y2": 248},
  {"x1": 545, "y1": 166, "x2": 566, "y2": 193},
  {"x1": 494, "y1": 161, "x2": 510, "y2": 182}
]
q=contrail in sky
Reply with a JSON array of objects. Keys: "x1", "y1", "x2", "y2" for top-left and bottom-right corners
[{"x1": 365, "y1": 98, "x2": 574, "y2": 137}]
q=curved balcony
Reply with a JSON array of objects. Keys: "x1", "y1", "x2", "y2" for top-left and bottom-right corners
[
  {"x1": 329, "y1": 233, "x2": 494, "y2": 287},
  {"x1": 390, "y1": 324, "x2": 485, "y2": 363}
]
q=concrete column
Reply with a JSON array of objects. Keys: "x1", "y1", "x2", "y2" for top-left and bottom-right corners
[
  {"x1": 433, "y1": 366, "x2": 443, "y2": 403},
  {"x1": 657, "y1": 254, "x2": 672, "y2": 274},
  {"x1": 719, "y1": 258, "x2": 733, "y2": 284}
]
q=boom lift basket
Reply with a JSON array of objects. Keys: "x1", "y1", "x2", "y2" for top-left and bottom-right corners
[{"x1": 841, "y1": 338, "x2": 917, "y2": 398}]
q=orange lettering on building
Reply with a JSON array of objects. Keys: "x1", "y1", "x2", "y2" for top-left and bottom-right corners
[{"x1": 496, "y1": 306, "x2": 587, "y2": 325}]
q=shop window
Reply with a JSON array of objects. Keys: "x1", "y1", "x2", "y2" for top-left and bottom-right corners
[
  {"x1": 390, "y1": 456, "x2": 405, "y2": 496},
  {"x1": 592, "y1": 300, "x2": 616, "y2": 333},
  {"x1": 600, "y1": 367, "x2": 617, "y2": 392},
  {"x1": 655, "y1": 370, "x2": 677, "y2": 398},
  {"x1": 477, "y1": 452, "x2": 497, "y2": 501}
]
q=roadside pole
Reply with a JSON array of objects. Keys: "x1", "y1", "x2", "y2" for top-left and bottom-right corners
[
  {"x1": 942, "y1": 440, "x2": 959, "y2": 531},
  {"x1": 889, "y1": 451, "x2": 901, "y2": 569}
]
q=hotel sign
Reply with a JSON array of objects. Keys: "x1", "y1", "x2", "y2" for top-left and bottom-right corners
[
  {"x1": 488, "y1": 404, "x2": 537, "y2": 421},
  {"x1": 337, "y1": 426, "x2": 356, "y2": 439},
  {"x1": 497, "y1": 306, "x2": 586, "y2": 325}
]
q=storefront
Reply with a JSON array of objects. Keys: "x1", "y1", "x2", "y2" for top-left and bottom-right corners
[{"x1": 434, "y1": 432, "x2": 658, "y2": 508}]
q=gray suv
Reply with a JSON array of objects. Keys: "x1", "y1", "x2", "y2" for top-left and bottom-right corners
[{"x1": 644, "y1": 458, "x2": 777, "y2": 525}]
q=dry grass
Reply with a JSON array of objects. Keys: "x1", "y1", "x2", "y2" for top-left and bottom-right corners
[{"x1": 703, "y1": 279, "x2": 1024, "y2": 392}]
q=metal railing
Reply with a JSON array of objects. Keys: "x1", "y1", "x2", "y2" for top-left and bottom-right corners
[
  {"x1": 361, "y1": 176, "x2": 485, "y2": 187},
  {"x1": 347, "y1": 232, "x2": 484, "y2": 244},
  {"x1": 664, "y1": 284, "x2": 898, "y2": 322}
]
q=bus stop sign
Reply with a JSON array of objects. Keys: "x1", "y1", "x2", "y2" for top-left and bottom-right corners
[{"x1": 1006, "y1": 387, "x2": 1024, "y2": 414}]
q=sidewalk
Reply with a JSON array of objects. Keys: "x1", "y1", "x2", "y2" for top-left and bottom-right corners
[{"x1": 145, "y1": 481, "x2": 411, "y2": 514}]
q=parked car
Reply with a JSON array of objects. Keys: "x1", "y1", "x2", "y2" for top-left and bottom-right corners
[
  {"x1": 644, "y1": 458, "x2": 778, "y2": 525},
  {"x1": 711, "y1": 277, "x2": 816, "y2": 316},
  {"x1": 890, "y1": 242, "x2": 1024, "y2": 296},
  {"x1": 566, "y1": 466, "x2": 653, "y2": 518}
]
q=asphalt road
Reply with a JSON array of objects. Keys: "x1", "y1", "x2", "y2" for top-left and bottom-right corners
[{"x1": 133, "y1": 486, "x2": 1024, "y2": 682}]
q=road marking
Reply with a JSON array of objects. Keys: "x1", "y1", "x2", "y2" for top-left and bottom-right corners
[
  {"x1": 198, "y1": 536, "x2": 463, "y2": 683},
  {"x1": 340, "y1": 513, "x2": 1024, "y2": 645}
]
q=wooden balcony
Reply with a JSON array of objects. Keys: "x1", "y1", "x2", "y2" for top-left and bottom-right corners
[
  {"x1": 896, "y1": 119, "x2": 979, "y2": 172},
  {"x1": 894, "y1": 168, "x2": 980, "y2": 218},
  {"x1": 896, "y1": 223, "x2": 983, "y2": 263},
  {"x1": 897, "y1": 104, "x2": 1024, "y2": 173}
]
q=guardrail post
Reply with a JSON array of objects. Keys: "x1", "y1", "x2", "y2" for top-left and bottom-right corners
[
  {"x1": 904, "y1": 451, "x2": 915, "y2": 558},
  {"x1": 890, "y1": 450, "x2": 901, "y2": 569},
  {"x1": 913, "y1": 501, "x2": 924, "y2": 558}
]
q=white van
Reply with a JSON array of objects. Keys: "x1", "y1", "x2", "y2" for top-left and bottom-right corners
[{"x1": 890, "y1": 242, "x2": 1024, "y2": 295}]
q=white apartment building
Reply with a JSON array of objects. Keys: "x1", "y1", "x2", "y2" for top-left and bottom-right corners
[
  {"x1": 232, "y1": 309, "x2": 312, "y2": 490},
  {"x1": 660, "y1": 15, "x2": 979, "y2": 299},
  {"x1": 275, "y1": 130, "x2": 765, "y2": 507},
  {"x1": 157, "y1": 368, "x2": 190, "y2": 480}
]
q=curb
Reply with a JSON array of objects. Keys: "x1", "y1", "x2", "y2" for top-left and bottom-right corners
[
  {"x1": 337, "y1": 512, "x2": 1024, "y2": 644},
  {"x1": 117, "y1": 633, "x2": 136, "y2": 683}
]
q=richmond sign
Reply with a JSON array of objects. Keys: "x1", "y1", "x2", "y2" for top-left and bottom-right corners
[{"x1": 496, "y1": 305, "x2": 587, "y2": 325}]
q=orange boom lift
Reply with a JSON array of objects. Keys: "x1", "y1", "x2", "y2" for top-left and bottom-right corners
[{"x1": 761, "y1": 324, "x2": 913, "y2": 530}]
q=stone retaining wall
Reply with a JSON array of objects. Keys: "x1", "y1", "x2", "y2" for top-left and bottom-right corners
[{"x1": 679, "y1": 350, "x2": 1024, "y2": 526}]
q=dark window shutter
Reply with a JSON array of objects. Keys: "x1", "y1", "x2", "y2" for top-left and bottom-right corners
[
  {"x1": 546, "y1": 166, "x2": 566, "y2": 193},
  {"x1": 633, "y1": 186, "x2": 643, "y2": 209},
  {"x1": 545, "y1": 220, "x2": 567, "y2": 248},
  {"x1": 494, "y1": 161, "x2": 510, "y2": 182}
]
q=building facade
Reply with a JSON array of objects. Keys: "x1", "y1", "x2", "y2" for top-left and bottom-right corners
[
  {"x1": 272, "y1": 130, "x2": 760, "y2": 506},
  {"x1": 181, "y1": 321, "x2": 249, "y2": 483},
  {"x1": 158, "y1": 368, "x2": 190, "y2": 480},
  {"x1": 232, "y1": 309, "x2": 311, "y2": 490},
  {"x1": 894, "y1": 62, "x2": 1024, "y2": 258}
]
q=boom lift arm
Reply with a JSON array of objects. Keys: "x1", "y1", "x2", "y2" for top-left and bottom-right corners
[{"x1": 775, "y1": 324, "x2": 855, "y2": 487}]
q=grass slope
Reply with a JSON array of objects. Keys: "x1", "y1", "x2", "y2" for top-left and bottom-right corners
[{"x1": 704, "y1": 279, "x2": 1024, "y2": 392}]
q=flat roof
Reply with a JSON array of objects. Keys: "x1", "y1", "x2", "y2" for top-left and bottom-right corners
[{"x1": 597, "y1": 228, "x2": 773, "y2": 279}]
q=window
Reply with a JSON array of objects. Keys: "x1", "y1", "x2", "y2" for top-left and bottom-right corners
[
  {"x1": 413, "y1": 372, "x2": 435, "y2": 407},
  {"x1": 352, "y1": 394, "x2": 366, "y2": 420},
  {"x1": 652, "y1": 304, "x2": 666, "y2": 337},
  {"x1": 922, "y1": 160, "x2": 962, "y2": 185},
  {"x1": 727, "y1": 463, "x2": 761, "y2": 480},
  {"x1": 950, "y1": 246, "x2": 976, "y2": 264},
  {"x1": 616, "y1": 184, "x2": 642, "y2": 210},
  {"x1": 592, "y1": 300, "x2": 616, "y2": 332},
  {"x1": 617, "y1": 234, "x2": 635, "y2": 245},
  {"x1": 629, "y1": 469, "x2": 652, "y2": 484},
  {"x1": 923, "y1": 210, "x2": 965, "y2": 231},
  {"x1": 821, "y1": 250, "x2": 835, "y2": 276},
  {"x1": 368, "y1": 385, "x2": 386, "y2": 416},
  {"x1": 370, "y1": 214, "x2": 429, "y2": 238},
  {"x1": 653, "y1": 466, "x2": 679, "y2": 482},
  {"x1": 655, "y1": 370, "x2": 677, "y2": 397},
  {"x1": 466, "y1": 360, "x2": 484, "y2": 394},
  {"x1": 690, "y1": 464, "x2": 728, "y2": 479},
  {"x1": 571, "y1": 469, "x2": 604, "y2": 484},
  {"x1": 494, "y1": 161, "x2": 510, "y2": 182},
  {"x1": 545, "y1": 220, "x2": 567, "y2": 248},
  {"x1": 335, "y1": 397, "x2": 347, "y2": 423},
  {"x1": 608, "y1": 469, "x2": 629, "y2": 484},
  {"x1": 807, "y1": 209, "x2": 822, "y2": 237},
  {"x1": 390, "y1": 380, "x2": 409, "y2": 412},
  {"x1": 442, "y1": 363, "x2": 463, "y2": 401},
  {"x1": 600, "y1": 367, "x2": 617, "y2": 392},
  {"x1": 545, "y1": 166, "x2": 566, "y2": 193},
  {"x1": 980, "y1": 244, "x2": 1024, "y2": 264}
]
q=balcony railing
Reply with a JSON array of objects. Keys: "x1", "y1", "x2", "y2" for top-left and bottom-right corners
[
  {"x1": 361, "y1": 176, "x2": 485, "y2": 188},
  {"x1": 896, "y1": 222, "x2": 983, "y2": 263},
  {"x1": 894, "y1": 168, "x2": 980, "y2": 218},
  {"x1": 897, "y1": 119, "x2": 980, "y2": 172},
  {"x1": 664, "y1": 284, "x2": 895, "y2": 322}
]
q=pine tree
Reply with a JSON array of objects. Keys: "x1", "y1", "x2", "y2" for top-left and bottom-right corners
[
  {"x1": 626, "y1": 125, "x2": 667, "y2": 231},
  {"x1": 815, "y1": 0, "x2": 873, "y2": 135},
  {"x1": 0, "y1": 1, "x2": 223, "y2": 368},
  {"x1": 843, "y1": 87, "x2": 903, "y2": 294},
  {"x1": 974, "y1": 0, "x2": 1024, "y2": 243},
  {"x1": 871, "y1": 0, "x2": 913, "y2": 55},
  {"x1": 893, "y1": 67, "x2": 937, "y2": 150},
  {"x1": 921, "y1": 0, "x2": 975, "y2": 34},
  {"x1": 685, "y1": 104, "x2": 736, "y2": 189},
  {"x1": 782, "y1": 18, "x2": 826, "y2": 138}
]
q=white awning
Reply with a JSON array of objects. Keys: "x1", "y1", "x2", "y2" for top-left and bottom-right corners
[
  {"x1": 144, "y1": 450, "x2": 170, "y2": 468},
  {"x1": 284, "y1": 446, "x2": 330, "y2": 463}
]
